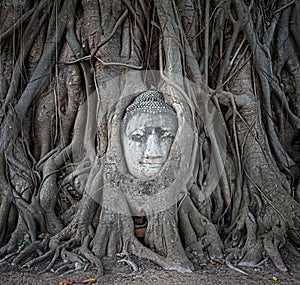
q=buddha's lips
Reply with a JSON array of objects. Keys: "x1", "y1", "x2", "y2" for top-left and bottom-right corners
[{"x1": 140, "y1": 162, "x2": 163, "y2": 168}]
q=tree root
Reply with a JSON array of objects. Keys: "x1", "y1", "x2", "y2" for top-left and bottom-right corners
[
  {"x1": 59, "y1": 262, "x2": 89, "y2": 275},
  {"x1": 80, "y1": 235, "x2": 104, "y2": 277},
  {"x1": 12, "y1": 238, "x2": 49, "y2": 266},
  {"x1": 117, "y1": 256, "x2": 139, "y2": 272},
  {"x1": 0, "y1": 221, "x2": 29, "y2": 258},
  {"x1": 52, "y1": 263, "x2": 74, "y2": 274},
  {"x1": 22, "y1": 248, "x2": 55, "y2": 269},
  {"x1": 178, "y1": 196, "x2": 224, "y2": 260},
  {"x1": 225, "y1": 204, "x2": 290, "y2": 272},
  {"x1": 262, "y1": 230, "x2": 288, "y2": 272},
  {"x1": 14, "y1": 233, "x2": 102, "y2": 276},
  {"x1": 131, "y1": 239, "x2": 193, "y2": 273},
  {"x1": 225, "y1": 253, "x2": 249, "y2": 275},
  {"x1": 91, "y1": 205, "x2": 194, "y2": 273}
]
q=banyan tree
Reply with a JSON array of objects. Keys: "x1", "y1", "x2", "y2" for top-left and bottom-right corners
[{"x1": 0, "y1": 0, "x2": 299, "y2": 276}]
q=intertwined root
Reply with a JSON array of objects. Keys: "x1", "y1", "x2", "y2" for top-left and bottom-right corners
[{"x1": 178, "y1": 196, "x2": 224, "y2": 261}]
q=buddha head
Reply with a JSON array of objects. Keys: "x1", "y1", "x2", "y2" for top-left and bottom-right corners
[{"x1": 121, "y1": 91, "x2": 178, "y2": 179}]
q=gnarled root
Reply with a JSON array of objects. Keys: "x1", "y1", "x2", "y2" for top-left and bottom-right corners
[
  {"x1": 178, "y1": 195, "x2": 224, "y2": 260},
  {"x1": 131, "y1": 239, "x2": 193, "y2": 273},
  {"x1": 92, "y1": 206, "x2": 194, "y2": 273},
  {"x1": 225, "y1": 201, "x2": 289, "y2": 272},
  {"x1": 81, "y1": 235, "x2": 104, "y2": 277},
  {"x1": 11, "y1": 237, "x2": 50, "y2": 266},
  {"x1": 92, "y1": 208, "x2": 134, "y2": 258},
  {"x1": 143, "y1": 208, "x2": 194, "y2": 272},
  {"x1": 262, "y1": 226, "x2": 288, "y2": 272}
]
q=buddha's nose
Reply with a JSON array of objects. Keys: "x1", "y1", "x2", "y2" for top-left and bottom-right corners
[{"x1": 144, "y1": 130, "x2": 162, "y2": 159}]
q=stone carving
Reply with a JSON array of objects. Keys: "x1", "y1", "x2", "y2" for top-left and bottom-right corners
[
  {"x1": 121, "y1": 91, "x2": 178, "y2": 179},
  {"x1": 89, "y1": 88, "x2": 195, "y2": 216}
]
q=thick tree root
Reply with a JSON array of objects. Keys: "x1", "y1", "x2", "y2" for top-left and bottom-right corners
[
  {"x1": 0, "y1": 226, "x2": 29, "y2": 259},
  {"x1": 80, "y1": 236, "x2": 104, "y2": 277},
  {"x1": 262, "y1": 230, "x2": 288, "y2": 272},
  {"x1": 143, "y1": 209, "x2": 194, "y2": 272},
  {"x1": 22, "y1": 248, "x2": 56, "y2": 269},
  {"x1": 225, "y1": 206, "x2": 290, "y2": 272},
  {"x1": 225, "y1": 253, "x2": 249, "y2": 275},
  {"x1": 117, "y1": 256, "x2": 138, "y2": 272},
  {"x1": 131, "y1": 239, "x2": 193, "y2": 273},
  {"x1": 178, "y1": 196, "x2": 224, "y2": 260},
  {"x1": 92, "y1": 206, "x2": 195, "y2": 273},
  {"x1": 11, "y1": 238, "x2": 49, "y2": 266}
]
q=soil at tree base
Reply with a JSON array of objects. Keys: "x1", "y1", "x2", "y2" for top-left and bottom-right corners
[{"x1": 0, "y1": 252, "x2": 299, "y2": 285}]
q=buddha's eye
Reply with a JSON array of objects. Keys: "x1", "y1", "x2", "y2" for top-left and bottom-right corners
[
  {"x1": 131, "y1": 131, "x2": 145, "y2": 142},
  {"x1": 161, "y1": 131, "x2": 175, "y2": 141}
]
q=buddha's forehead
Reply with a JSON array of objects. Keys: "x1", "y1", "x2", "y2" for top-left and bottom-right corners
[{"x1": 125, "y1": 112, "x2": 177, "y2": 134}]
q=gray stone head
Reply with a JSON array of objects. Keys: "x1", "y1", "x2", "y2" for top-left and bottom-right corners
[{"x1": 122, "y1": 91, "x2": 178, "y2": 179}]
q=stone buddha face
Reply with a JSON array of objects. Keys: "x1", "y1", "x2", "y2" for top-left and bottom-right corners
[{"x1": 122, "y1": 92, "x2": 178, "y2": 179}]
